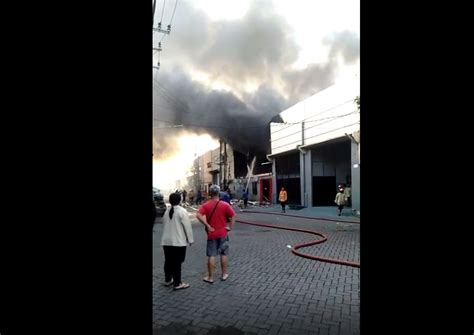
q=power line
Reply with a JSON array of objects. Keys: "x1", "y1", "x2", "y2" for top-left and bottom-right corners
[
  {"x1": 170, "y1": 0, "x2": 178, "y2": 25},
  {"x1": 271, "y1": 122, "x2": 360, "y2": 151},
  {"x1": 153, "y1": 100, "x2": 357, "y2": 135},
  {"x1": 153, "y1": 96, "x2": 277, "y2": 129},
  {"x1": 153, "y1": 125, "x2": 183, "y2": 130},
  {"x1": 153, "y1": 84, "x2": 358, "y2": 136},
  {"x1": 304, "y1": 111, "x2": 358, "y2": 131},
  {"x1": 153, "y1": 80, "x2": 189, "y2": 111},
  {"x1": 153, "y1": 102, "x2": 174, "y2": 110},
  {"x1": 160, "y1": 0, "x2": 166, "y2": 24},
  {"x1": 153, "y1": 118, "x2": 176, "y2": 124},
  {"x1": 282, "y1": 110, "x2": 358, "y2": 125},
  {"x1": 270, "y1": 110, "x2": 359, "y2": 143},
  {"x1": 153, "y1": 0, "x2": 179, "y2": 68},
  {"x1": 271, "y1": 138, "x2": 303, "y2": 151},
  {"x1": 154, "y1": 80, "x2": 223, "y2": 121},
  {"x1": 153, "y1": 111, "x2": 357, "y2": 134},
  {"x1": 270, "y1": 110, "x2": 359, "y2": 144},
  {"x1": 154, "y1": 79, "x2": 277, "y2": 123},
  {"x1": 161, "y1": 0, "x2": 178, "y2": 43},
  {"x1": 190, "y1": 123, "x2": 269, "y2": 130},
  {"x1": 270, "y1": 99, "x2": 355, "y2": 135},
  {"x1": 153, "y1": 86, "x2": 190, "y2": 114},
  {"x1": 304, "y1": 122, "x2": 360, "y2": 142},
  {"x1": 152, "y1": 117, "x2": 269, "y2": 130},
  {"x1": 152, "y1": 104, "x2": 188, "y2": 119},
  {"x1": 152, "y1": 103, "x2": 188, "y2": 121}
]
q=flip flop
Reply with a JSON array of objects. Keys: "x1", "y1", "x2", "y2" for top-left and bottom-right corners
[
  {"x1": 202, "y1": 277, "x2": 214, "y2": 284},
  {"x1": 221, "y1": 274, "x2": 229, "y2": 281},
  {"x1": 173, "y1": 283, "x2": 190, "y2": 290}
]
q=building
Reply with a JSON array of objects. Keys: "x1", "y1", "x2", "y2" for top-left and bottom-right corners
[
  {"x1": 189, "y1": 143, "x2": 273, "y2": 204},
  {"x1": 269, "y1": 77, "x2": 360, "y2": 213},
  {"x1": 189, "y1": 141, "x2": 236, "y2": 197}
]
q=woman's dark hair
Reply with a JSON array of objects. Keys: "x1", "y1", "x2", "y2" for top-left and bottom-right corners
[{"x1": 168, "y1": 193, "x2": 181, "y2": 219}]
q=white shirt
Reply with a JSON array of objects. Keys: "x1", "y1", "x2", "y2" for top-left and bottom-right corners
[{"x1": 161, "y1": 205, "x2": 194, "y2": 246}]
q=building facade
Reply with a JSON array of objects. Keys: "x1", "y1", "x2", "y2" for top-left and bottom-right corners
[
  {"x1": 189, "y1": 144, "x2": 273, "y2": 204},
  {"x1": 269, "y1": 77, "x2": 360, "y2": 213}
]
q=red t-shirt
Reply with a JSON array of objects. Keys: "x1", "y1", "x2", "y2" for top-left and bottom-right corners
[{"x1": 198, "y1": 199, "x2": 235, "y2": 240}]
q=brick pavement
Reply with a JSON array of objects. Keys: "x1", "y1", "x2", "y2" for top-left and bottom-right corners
[{"x1": 153, "y1": 209, "x2": 360, "y2": 335}]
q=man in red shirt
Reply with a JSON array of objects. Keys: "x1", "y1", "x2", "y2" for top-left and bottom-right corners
[{"x1": 196, "y1": 184, "x2": 235, "y2": 283}]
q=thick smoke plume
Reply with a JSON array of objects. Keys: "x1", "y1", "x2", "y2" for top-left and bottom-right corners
[{"x1": 153, "y1": 2, "x2": 359, "y2": 160}]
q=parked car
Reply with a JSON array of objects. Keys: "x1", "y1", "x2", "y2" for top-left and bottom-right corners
[{"x1": 153, "y1": 188, "x2": 166, "y2": 217}]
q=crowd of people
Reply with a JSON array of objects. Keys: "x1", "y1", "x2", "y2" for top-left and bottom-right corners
[{"x1": 174, "y1": 187, "x2": 234, "y2": 206}]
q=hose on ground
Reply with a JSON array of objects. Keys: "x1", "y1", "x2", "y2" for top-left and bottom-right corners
[{"x1": 235, "y1": 213, "x2": 360, "y2": 268}]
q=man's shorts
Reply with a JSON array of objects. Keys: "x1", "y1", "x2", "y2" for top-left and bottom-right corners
[{"x1": 206, "y1": 236, "x2": 229, "y2": 257}]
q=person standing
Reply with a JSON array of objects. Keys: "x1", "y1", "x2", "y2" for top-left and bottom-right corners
[
  {"x1": 161, "y1": 193, "x2": 194, "y2": 290},
  {"x1": 196, "y1": 189, "x2": 202, "y2": 205},
  {"x1": 242, "y1": 189, "x2": 249, "y2": 209},
  {"x1": 279, "y1": 187, "x2": 288, "y2": 213},
  {"x1": 335, "y1": 187, "x2": 346, "y2": 216},
  {"x1": 196, "y1": 185, "x2": 235, "y2": 283},
  {"x1": 220, "y1": 189, "x2": 231, "y2": 204},
  {"x1": 188, "y1": 189, "x2": 194, "y2": 205}
]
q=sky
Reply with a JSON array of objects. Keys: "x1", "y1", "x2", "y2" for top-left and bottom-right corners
[{"x1": 152, "y1": 0, "x2": 360, "y2": 191}]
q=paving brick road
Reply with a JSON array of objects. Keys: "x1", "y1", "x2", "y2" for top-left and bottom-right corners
[{"x1": 153, "y1": 206, "x2": 360, "y2": 335}]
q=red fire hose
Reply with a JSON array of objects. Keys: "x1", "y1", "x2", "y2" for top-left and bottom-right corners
[
  {"x1": 235, "y1": 213, "x2": 360, "y2": 268},
  {"x1": 240, "y1": 210, "x2": 360, "y2": 224}
]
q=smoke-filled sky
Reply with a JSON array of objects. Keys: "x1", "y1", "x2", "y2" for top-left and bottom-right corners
[{"x1": 153, "y1": 0, "x2": 359, "y2": 190}]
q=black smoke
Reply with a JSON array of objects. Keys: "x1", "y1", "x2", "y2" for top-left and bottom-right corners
[
  {"x1": 153, "y1": 69, "x2": 286, "y2": 159},
  {"x1": 153, "y1": 2, "x2": 359, "y2": 160}
]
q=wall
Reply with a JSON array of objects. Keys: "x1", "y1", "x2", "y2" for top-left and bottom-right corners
[
  {"x1": 350, "y1": 132, "x2": 360, "y2": 213},
  {"x1": 275, "y1": 152, "x2": 301, "y2": 204},
  {"x1": 270, "y1": 78, "x2": 359, "y2": 156},
  {"x1": 300, "y1": 149, "x2": 312, "y2": 207},
  {"x1": 311, "y1": 140, "x2": 351, "y2": 184},
  {"x1": 191, "y1": 144, "x2": 240, "y2": 193},
  {"x1": 202, "y1": 151, "x2": 215, "y2": 186}
]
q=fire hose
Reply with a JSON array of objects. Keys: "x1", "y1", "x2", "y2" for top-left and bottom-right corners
[
  {"x1": 240, "y1": 210, "x2": 360, "y2": 224},
  {"x1": 235, "y1": 212, "x2": 360, "y2": 268}
]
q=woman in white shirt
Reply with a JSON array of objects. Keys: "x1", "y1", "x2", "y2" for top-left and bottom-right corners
[{"x1": 161, "y1": 192, "x2": 194, "y2": 290}]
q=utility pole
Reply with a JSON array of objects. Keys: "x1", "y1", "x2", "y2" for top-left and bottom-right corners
[
  {"x1": 301, "y1": 121, "x2": 308, "y2": 207},
  {"x1": 219, "y1": 140, "x2": 223, "y2": 188},
  {"x1": 153, "y1": 1, "x2": 175, "y2": 71},
  {"x1": 152, "y1": 0, "x2": 156, "y2": 26},
  {"x1": 152, "y1": 0, "x2": 160, "y2": 70},
  {"x1": 223, "y1": 142, "x2": 227, "y2": 190},
  {"x1": 153, "y1": 25, "x2": 171, "y2": 35}
]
